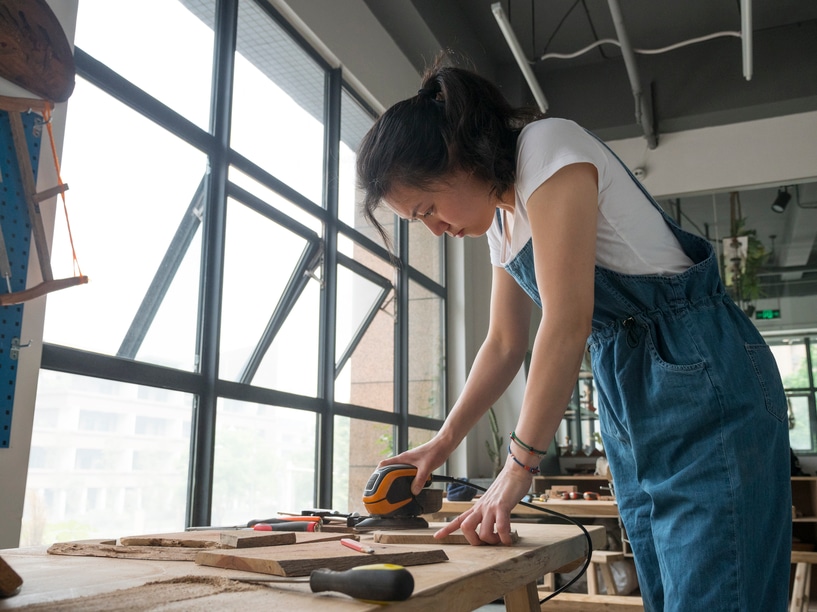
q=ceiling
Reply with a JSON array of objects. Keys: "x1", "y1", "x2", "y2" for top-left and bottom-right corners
[{"x1": 364, "y1": 0, "x2": 817, "y2": 303}]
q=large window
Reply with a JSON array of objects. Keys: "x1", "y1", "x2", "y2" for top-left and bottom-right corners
[
  {"x1": 767, "y1": 336, "x2": 817, "y2": 454},
  {"x1": 21, "y1": 0, "x2": 446, "y2": 545}
]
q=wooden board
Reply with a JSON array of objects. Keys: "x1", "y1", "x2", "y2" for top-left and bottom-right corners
[
  {"x1": 372, "y1": 528, "x2": 518, "y2": 545},
  {"x1": 48, "y1": 540, "x2": 200, "y2": 561},
  {"x1": 195, "y1": 540, "x2": 448, "y2": 577},
  {"x1": 48, "y1": 532, "x2": 354, "y2": 561},
  {"x1": 0, "y1": 0, "x2": 75, "y2": 101},
  {"x1": 120, "y1": 530, "x2": 295, "y2": 549}
]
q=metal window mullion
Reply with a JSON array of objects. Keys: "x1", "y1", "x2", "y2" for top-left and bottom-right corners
[
  {"x1": 316, "y1": 68, "x2": 342, "y2": 509},
  {"x1": 187, "y1": 0, "x2": 237, "y2": 529},
  {"x1": 118, "y1": 176, "x2": 206, "y2": 359},
  {"x1": 335, "y1": 286, "x2": 391, "y2": 377},
  {"x1": 395, "y1": 221, "x2": 410, "y2": 452}
]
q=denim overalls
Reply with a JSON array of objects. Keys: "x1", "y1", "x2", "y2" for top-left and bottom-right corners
[{"x1": 503, "y1": 153, "x2": 792, "y2": 611}]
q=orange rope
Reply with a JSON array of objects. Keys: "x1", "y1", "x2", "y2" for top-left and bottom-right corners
[{"x1": 42, "y1": 103, "x2": 82, "y2": 277}]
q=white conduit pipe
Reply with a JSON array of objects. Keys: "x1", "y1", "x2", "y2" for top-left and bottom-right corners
[
  {"x1": 607, "y1": 0, "x2": 657, "y2": 149},
  {"x1": 491, "y1": 2, "x2": 549, "y2": 113}
]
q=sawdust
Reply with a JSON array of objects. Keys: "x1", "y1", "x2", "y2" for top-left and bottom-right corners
[{"x1": 17, "y1": 575, "x2": 265, "y2": 611}]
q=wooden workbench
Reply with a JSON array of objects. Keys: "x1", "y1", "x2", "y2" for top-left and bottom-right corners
[{"x1": 0, "y1": 523, "x2": 605, "y2": 611}]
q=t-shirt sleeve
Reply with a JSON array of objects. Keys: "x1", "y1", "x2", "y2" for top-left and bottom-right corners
[
  {"x1": 486, "y1": 215, "x2": 503, "y2": 266},
  {"x1": 515, "y1": 119, "x2": 606, "y2": 205}
]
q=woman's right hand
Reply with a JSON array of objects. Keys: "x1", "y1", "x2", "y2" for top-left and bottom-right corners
[{"x1": 378, "y1": 436, "x2": 451, "y2": 495}]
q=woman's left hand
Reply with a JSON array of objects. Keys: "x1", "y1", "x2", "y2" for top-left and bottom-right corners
[{"x1": 434, "y1": 455, "x2": 534, "y2": 546}]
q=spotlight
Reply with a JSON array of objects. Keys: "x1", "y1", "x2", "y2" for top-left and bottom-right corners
[{"x1": 771, "y1": 188, "x2": 791, "y2": 213}]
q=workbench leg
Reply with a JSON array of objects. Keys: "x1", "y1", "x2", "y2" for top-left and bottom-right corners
[
  {"x1": 541, "y1": 573, "x2": 555, "y2": 591},
  {"x1": 587, "y1": 561, "x2": 600, "y2": 595},
  {"x1": 790, "y1": 562, "x2": 809, "y2": 612},
  {"x1": 504, "y1": 580, "x2": 539, "y2": 612}
]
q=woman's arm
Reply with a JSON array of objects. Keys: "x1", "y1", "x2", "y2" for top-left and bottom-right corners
[
  {"x1": 436, "y1": 162, "x2": 598, "y2": 545},
  {"x1": 378, "y1": 265, "x2": 534, "y2": 492}
]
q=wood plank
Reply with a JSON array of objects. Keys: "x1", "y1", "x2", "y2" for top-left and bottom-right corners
[
  {"x1": 195, "y1": 541, "x2": 448, "y2": 577},
  {"x1": 219, "y1": 531, "x2": 299, "y2": 549},
  {"x1": 373, "y1": 528, "x2": 518, "y2": 545},
  {"x1": 47, "y1": 540, "x2": 200, "y2": 561},
  {"x1": 120, "y1": 530, "x2": 294, "y2": 549}
]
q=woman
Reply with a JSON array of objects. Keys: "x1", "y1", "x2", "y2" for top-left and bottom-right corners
[{"x1": 356, "y1": 57, "x2": 791, "y2": 611}]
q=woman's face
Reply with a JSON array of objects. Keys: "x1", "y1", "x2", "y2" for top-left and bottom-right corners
[{"x1": 384, "y1": 171, "x2": 504, "y2": 238}]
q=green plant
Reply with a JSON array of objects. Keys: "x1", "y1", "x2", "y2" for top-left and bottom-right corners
[
  {"x1": 485, "y1": 406, "x2": 503, "y2": 478},
  {"x1": 724, "y1": 192, "x2": 769, "y2": 313}
]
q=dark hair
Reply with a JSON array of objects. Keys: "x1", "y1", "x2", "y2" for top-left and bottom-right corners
[{"x1": 356, "y1": 54, "x2": 543, "y2": 249}]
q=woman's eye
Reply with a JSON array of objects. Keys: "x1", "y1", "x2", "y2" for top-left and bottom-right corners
[{"x1": 422, "y1": 208, "x2": 433, "y2": 218}]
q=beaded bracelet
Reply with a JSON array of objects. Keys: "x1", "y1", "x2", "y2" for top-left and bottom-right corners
[
  {"x1": 510, "y1": 430, "x2": 548, "y2": 457},
  {"x1": 508, "y1": 444, "x2": 541, "y2": 475}
]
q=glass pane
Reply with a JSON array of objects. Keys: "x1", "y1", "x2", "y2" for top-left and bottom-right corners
[
  {"x1": 335, "y1": 263, "x2": 392, "y2": 396},
  {"x1": 339, "y1": 89, "x2": 374, "y2": 228},
  {"x1": 219, "y1": 199, "x2": 320, "y2": 396},
  {"x1": 333, "y1": 416, "x2": 393, "y2": 515},
  {"x1": 408, "y1": 282, "x2": 445, "y2": 419},
  {"x1": 812, "y1": 339, "x2": 817, "y2": 386},
  {"x1": 409, "y1": 427, "x2": 435, "y2": 451},
  {"x1": 232, "y1": 0, "x2": 325, "y2": 204},
  {"x1": 788, "y1": 394, "x2": 814, "y2": 452},
  {"x1": 74, "y1": 0, "x2": 213, "y2": 129},
  {"x1": 334, "y1": 289, "x2": 395, "y2": 412},
  {"x1": 44, "y1": 78, "x2": 204, "y2": 371},
  {"x1": 768, "y1": 339, "x2": 809, "y2": 388},
  {"x1": 409, "y1": 222, "x2": 444, "y2": 283},
  {"x1": 229, "y1": 167, "x2": 321, "y2": 235},
  {"x1": 22, "y1": 371, "x2": 193, "y2": 545},
  {"x1": 212, "y1": 400, "x2": 315, "y2": 526}
]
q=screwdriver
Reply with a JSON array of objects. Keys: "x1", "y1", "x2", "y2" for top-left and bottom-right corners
[{"x1": 233, "y1": 563, "x2": 414, "y2": 602}]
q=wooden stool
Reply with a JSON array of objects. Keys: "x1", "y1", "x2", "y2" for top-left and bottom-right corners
[
  {"x1": 791, "y1": 551, "x2": 817, "y2": 612},
  {"x1": 587, "y1": 549, "x2": 625, "y2": 595}
]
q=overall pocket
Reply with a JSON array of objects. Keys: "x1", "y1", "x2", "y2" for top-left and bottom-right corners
[{"x1": 745, "y1": 343, "x2": 788, "y2": 422}]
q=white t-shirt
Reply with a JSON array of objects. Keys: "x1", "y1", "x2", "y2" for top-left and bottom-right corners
[{"x1": 487, "y1": 118, "x2": 693, "y2": 275}]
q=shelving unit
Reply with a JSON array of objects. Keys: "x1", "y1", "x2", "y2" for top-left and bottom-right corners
[{"x1": 793, "y1": 476, "x2": 817, "y2": 550}]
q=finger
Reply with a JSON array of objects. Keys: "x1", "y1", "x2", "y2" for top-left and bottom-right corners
[
  {"x1": 459, "y1": 513, "x2": 485, "y2": 547},
  {"x1": 411, "y1": 471, "x2": 432, "y2": 495},
  {"x1": 495, "y1": 513, "x2": 514, "y2": 546},
  {"x1": 434, "y1": 509, "x2": 470, "y2": 538}
]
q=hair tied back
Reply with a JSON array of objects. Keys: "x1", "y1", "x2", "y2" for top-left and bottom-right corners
[{"x1": 417, "y1": 84, "x2": 441, "y2": 102}]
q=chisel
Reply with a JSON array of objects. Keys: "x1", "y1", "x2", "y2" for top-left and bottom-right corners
[{"x1": 233, "y1": 563, "x2": 414, "y2": 602}]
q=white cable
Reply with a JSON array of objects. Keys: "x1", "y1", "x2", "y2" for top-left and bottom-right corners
[{"x1": 538, "y1": 31, "x2": 741, "y2": 62}]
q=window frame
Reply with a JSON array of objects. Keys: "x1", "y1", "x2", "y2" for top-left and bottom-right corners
[{"x1": 37, "y1": 0, "x2": 446, "y2": 527}]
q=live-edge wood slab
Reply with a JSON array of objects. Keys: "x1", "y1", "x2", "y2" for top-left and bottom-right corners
[
  {"x1": 47, "y1": 532, "x2": 354, "y2": 561},
  {"x1": 120, "y1": 530, "x2": 295, "y2": 549},
  {"x1": 195, "y1": 540, "x2": 448, "y2": 576}
]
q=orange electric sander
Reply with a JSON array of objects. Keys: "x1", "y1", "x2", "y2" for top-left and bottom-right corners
[{"x1": 354, "y1": 464, "x2": 443, "y2": 531}]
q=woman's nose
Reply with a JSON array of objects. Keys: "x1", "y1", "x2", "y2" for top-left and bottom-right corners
[{"x1": 422, "y1": 217, "x2": 448, "y2": 237}]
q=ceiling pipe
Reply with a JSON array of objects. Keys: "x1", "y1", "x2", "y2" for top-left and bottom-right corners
[
  {"x1": 491, "y1": 2, "x2": 549, "y2": 113},
  {"x1": 741, "y1": 0, "x2": 753, "y2": 80},
  {"x1": 606, "y1": 0, "x2": 658, "y2": 149}
]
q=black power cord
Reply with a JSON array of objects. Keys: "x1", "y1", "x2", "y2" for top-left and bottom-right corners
[{"x1": 430, "y1": 475, "x2": 595, "y2": 605}]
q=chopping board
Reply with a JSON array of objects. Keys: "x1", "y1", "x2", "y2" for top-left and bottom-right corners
[
  {"x1": 196, "y1": 540, "x2": 448, "y2": 576},
  {"x1": 372, "y1": 528, "x2": 519, "y2": 545}
]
